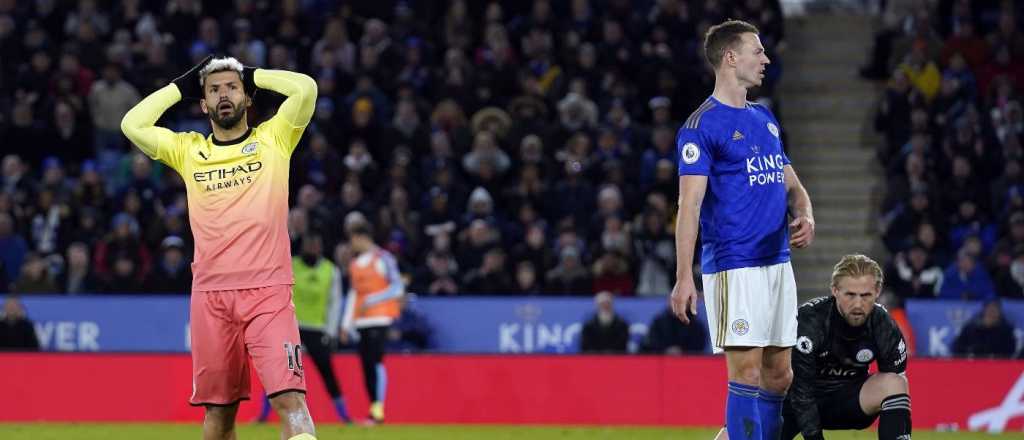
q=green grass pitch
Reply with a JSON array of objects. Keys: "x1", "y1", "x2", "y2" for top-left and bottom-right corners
[{"x1": 1, "y1": 424, "x2": 1021, "y2": 439}]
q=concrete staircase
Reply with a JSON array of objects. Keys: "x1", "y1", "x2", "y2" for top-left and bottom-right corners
[{"x1": 777, "y1": 12, "x2": 885, "y2": 300}]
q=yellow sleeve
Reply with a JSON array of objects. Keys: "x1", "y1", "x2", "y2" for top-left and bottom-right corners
[
  {"x1": 119, "y1": 84, "x2": 190, "y2": 172},
  {"x1": 254, "y1": 69, "x2": 318, "y2": 156}
]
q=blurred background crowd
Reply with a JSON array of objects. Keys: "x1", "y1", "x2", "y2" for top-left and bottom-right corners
[
  {"x1": 870, "y1": 0, "x2": 1024, "y2": 307},
  {"x1": 0, "y1": 0, "x2": 1021, "y2": 358},
  {"x1": 0, "y1": 0, "x2": 786, "y2": 298}
]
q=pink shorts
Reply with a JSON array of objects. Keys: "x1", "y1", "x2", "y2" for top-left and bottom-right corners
[{"x1": 189, "y1": 285, "x2": 306, "y2": 406}]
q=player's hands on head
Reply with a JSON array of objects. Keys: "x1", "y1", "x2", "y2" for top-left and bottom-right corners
[
  {"x1": 789, "y1": 215, "x2": 815, "y2": 249},
  {"x1": 242, "y1": 65, "x2": 258, "y2": 96},
  {"x1": 670, "y1": 278, "x2": 699, "y2": 325},
  {"x1": 172, "y1": 55, "x2": 213, "y2": 100}
]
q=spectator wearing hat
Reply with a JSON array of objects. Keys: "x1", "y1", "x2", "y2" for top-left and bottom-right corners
[
  {"x1": 580, "y1": 291, "x2": 629, "y2": 353},
  {"x1": 344, "y1": 96, "x2": 386, "y2": 157},
  {"x1": 146, "y1": 236, "x2": 191, "y2": 294},
  {"x1": 463, "y1": 131, "x2": 511, "y2": 186},
  {"x1": 57, "y1": 242, "x2": 98, "y2": 294},
  {"x1": 457, "y1": 218, "x2": 498, "y2": 274},
  {"x1": 38, "y1": 157, "x2": 75, "y2": 204},
  {"x1": 461, "y1": 187, "x2": 499, "y2": 231},
  {"x1": 421, "y1": 186, "x2": 458, "y2": 238},
  {"x1": 648, "y1": 96, "x2": 674, "y2": 127}
]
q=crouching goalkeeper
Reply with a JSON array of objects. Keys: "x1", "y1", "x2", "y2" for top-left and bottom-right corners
[{"x1": 719, "y1": 254, "x2": 912, "y2": 440}]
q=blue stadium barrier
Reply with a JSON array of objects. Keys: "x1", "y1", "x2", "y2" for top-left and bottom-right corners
[
  {"x1": 904, "y1": 299, "x2": 1024, "y2": 357},
  {"x1": 9, "y1": 294, "x2": 708, "y2": 354},
  {"x1": 11, "y1": 294, "x2": 1022, "y2": 356}
]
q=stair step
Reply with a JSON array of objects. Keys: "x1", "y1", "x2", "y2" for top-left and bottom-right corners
[
  {"x1": 783, "y1": 120, "x2": 864, "y2": 137},
  {"x1": 775, "y1": 11, "x2": 884, "y2": 293},
  {"x1": 787, "y1": 147, "x2": 875, "y2": 163},
  {"x1": 815, "y1": 208, "x2": 873, "y2": 224},
  {"x1": 789, "y1": 15, "x2": 876, "y2": 37},
  {"x1": 797, "y1": 161, "x2": 874, "y2": 176},
  {"x1": 779, "y1": 78, "x2": 878, "y2": 94}
]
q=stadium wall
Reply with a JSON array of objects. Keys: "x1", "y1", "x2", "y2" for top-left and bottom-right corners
[{"x1": 2, "y1": 353, "x2": 1021, "y2": 432}]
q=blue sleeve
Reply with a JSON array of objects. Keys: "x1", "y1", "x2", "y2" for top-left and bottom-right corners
[{"x1": 677, "y1": 125, "x2": 714, "y2": 176}]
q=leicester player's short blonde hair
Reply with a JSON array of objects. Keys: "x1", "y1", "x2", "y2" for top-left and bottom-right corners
[{"x1": 830, "y1": 254, "x2": 884, "y2": 290}]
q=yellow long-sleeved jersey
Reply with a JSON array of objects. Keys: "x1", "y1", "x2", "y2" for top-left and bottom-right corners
[{"x1": 120, "y1": 69, "x2": 317, "y2": 291}]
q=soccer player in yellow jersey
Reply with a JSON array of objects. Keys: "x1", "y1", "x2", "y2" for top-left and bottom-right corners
[{"x1": 121, "y1": 56, "x2": 318, "y2": 440}]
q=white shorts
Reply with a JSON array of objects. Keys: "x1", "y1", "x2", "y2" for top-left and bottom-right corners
[{"x1": 702, "y1": 262, "x2": 798, "y2": 354}]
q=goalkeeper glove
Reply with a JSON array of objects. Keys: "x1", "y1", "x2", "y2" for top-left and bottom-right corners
[{"x1": 172, "y1": 55, "x2": 213, "y2": 100}]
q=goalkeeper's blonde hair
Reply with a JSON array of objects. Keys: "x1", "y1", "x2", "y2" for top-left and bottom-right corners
[
  {"x1": 830, "y1": 254, "x2": 883, "y2": 290},
  {"x1": 198, "y1": 56, "x2": 244, "y2": 87}
]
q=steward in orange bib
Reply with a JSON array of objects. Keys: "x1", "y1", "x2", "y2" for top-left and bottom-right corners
[{"x1": 340, "y1": 212, "x2": 404, "y2": 424}]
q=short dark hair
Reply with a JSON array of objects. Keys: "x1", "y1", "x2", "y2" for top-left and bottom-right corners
[{"x1": 704, "y1": 20, "x2": 760, "y2": 68}]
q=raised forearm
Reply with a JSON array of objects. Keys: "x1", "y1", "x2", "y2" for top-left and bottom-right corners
[
  {"x1": 253, "y1": 69, "x2": 318, "y2": 127},
  {"x1": 119, "y1": 84, "x2": 181, "y2": 159}
]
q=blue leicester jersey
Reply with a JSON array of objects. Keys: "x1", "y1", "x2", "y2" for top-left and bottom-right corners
[{"x1": 676, "y1": 97, "x2": 791, "y2": 274}]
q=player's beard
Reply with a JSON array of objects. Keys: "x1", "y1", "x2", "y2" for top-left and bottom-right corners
[{"x1": 207, "y1": 99, "x2": 246, "y2": 130}]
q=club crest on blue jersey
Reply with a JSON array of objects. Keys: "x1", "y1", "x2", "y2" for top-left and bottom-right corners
[
  {"x1": 682, "y1": 142, "x2": 700, "y2": 164},
  {"x1": 767, "y1": 122, "x2": 780, "y2": 138}
]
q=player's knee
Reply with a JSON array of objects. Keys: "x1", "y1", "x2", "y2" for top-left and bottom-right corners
[
  {"x1": 204, "y1": 405, "x2": 238, "y2": 432},
  {"x1": 876, "y1": 372, "x2": 908, "y2": 395},
  {"x1": 763, "y1": 366, "x2": 793, "y2": 390},
  {"x1": 269, "y1": 391, "x2": 308, "y2": 413},
  {"x1": 733, "y1": 365, "x2": 761, "y2": 385}
]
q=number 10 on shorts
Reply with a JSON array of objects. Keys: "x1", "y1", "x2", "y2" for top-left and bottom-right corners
[{"x1": 284, "y1": 342, "x2": 303, "y2": 371}]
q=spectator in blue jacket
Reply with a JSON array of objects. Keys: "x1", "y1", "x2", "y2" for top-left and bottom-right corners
[{"x1": 939, "y1": 249, "x2": 996, "y2": 300}]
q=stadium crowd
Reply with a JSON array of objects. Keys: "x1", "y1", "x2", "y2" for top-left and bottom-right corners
[
  {"x1": 0, "y1": 0, "x2": 786, "y2": 298},
  {"x1": 867, "y1": 0, "x2": 1024, "y2": 357},
  {"x1": 0, "y1": 0, "x2": 1017, "y2": 358}
]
